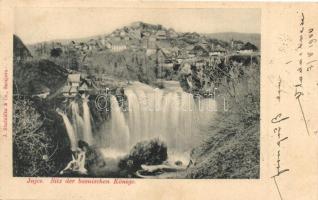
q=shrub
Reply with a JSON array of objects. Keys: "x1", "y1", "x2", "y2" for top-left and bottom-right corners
[{"x1": 13, "y1": 97, "x2": 56, "y2": 176}]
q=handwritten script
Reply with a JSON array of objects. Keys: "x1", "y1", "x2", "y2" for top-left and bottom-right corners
[{"x1": 294, "y1": 11, "x2": 317, "y2": 136}]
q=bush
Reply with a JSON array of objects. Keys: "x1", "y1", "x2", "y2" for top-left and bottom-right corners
[
  {"x1": 13, "y1": 97, "x2": 56, "y2": 176},
  {"x1": 118, "y1": 139, "x2": 168, "y2": 174},
  {"x1": 13, "y1": 96, "x2": 73, "y2": 177}
]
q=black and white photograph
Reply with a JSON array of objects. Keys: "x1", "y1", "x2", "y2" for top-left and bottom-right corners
[{"x1": 13, "y1": 8, "x2": 260, "y2": 179}]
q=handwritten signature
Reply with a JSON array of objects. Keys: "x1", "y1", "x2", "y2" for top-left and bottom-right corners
[{"x1": 271, "y1": 113, "x2": 290, "y2": 200}]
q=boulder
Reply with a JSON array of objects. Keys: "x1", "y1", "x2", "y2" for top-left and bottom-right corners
[{"x1": 118, "y1": 138, "x2": 168, "y2": 175}]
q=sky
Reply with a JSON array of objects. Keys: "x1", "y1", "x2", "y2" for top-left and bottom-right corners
[{"x1": 14, "y1": 7, "x2": 260, "y2": 44}]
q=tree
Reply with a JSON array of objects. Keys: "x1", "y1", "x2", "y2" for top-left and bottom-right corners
[
  {"x1": 50, "y1": 48, "x2": 63, "y2": 58},
  {"x1": 67, "y1": 49, "x2": 80, "y2": 71}
]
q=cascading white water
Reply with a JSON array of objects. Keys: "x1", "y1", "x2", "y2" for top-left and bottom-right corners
[
  {"x1": 110, "y1": 95, "x2": 130, "y2": 151},
  {"x1": 82, "y1": 96, "x2": 94, "y2": 145},
  {"x1": 105, "y1": 81, "x2": 216, "y2": 154},
  {"x1": 57, "y1": 111, "x2": 77, "y2": 151},
  {"x1": 125, "y1": 90, "x2": 142, "y2": 145},
  {"x1": 71, "y1": 101, "x2": 84, "y2": 141}
]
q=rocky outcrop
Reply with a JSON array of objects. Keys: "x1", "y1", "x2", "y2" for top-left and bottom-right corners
[
  {"x1": 118, "y1": 139, "x2": 168, "y2": 177},
  {"x1": 13, "y1": 35, "x2": 32, "y2": 63},
  {"x1": 13, "y1": 59, "x2": 67, "y2": 95}
]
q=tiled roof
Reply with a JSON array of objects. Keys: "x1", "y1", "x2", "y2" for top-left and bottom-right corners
[{"x1": 79, "y1": 83, "x2": 88, "y2": 91}]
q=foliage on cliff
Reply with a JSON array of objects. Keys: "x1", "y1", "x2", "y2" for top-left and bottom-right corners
[
  {"x1": 83, "y1": 49, "x2": 158, "y2": 84},
  {"x1": 13, "y1": 96, "x2": 72, "y2": 176},
  {"x1": 12, "y1": 36, "x2": 73, "y2": 176},
  {"x1": 13, "y1": 59, "x2": 67, "y2": 95},
  {"x1": 186, "y1": 56, "x2": 260, "y2": 178}
]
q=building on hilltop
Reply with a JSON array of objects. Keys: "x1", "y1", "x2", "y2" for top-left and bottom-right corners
[
  {"x1": 209, "y1": 45, "x2": 227, "y2": 56},
  {"x1": 130, "y1": 29, "x2": 142, "y2": 40},
  {"x1": 108, "y1": 41, "x2": 127, "y2": 52},
  {"x1": 156, "y1": 30, "x2": 167, "y2": 40},
  {"x1": 200, "y1": 39, "x2": 209, "y2": 48},
  {"x1": 230, "y1": 40, "x2": 245, "y2": 51},
  {"x1": 119, "y1": 30, "x2": 126, "y2": 37},
  {"x1": 237, "y1": 42, "x2": 258, "y2": 54},
  {"x1": 167, "y1": 28, "x2": 178, "y2": 38},
  {"x1": 141, "y1": 31, "x2": 151, "y2": 38}
]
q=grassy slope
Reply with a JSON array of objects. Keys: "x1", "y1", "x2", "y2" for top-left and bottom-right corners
[{"x1": 185, "y1": 111, "x2": 260, "y2": 179}]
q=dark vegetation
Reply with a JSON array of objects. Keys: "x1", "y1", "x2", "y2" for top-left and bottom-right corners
[
  {"x1": 185, "y1": 56, "x2": 260, "y2": 178},
  {"x1": 84, "y1": 49, "x2": 158, "y2": 84},
  {"x1": 13, "y1": 96, "x2": 72, "y2": 176},
  {"x1": 13, "y1": 59, "x2": 67, "y2": 95},
  {"x1": 13, "y1": 35, "x2": 32, "y2": 61},
  {"x1": 50, "y1": 47, "x2": 63, "y2": 58},
  {"x1": 118, "y1": 139, "x2": 168, "y2": 176},
  {"x1": 13, "y1": 36, "x2": 72, "y2": 176}
]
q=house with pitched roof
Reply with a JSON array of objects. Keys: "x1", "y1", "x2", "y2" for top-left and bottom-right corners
[
  {"x1": 62, "y1": 73, "x2": 84, "y2": 97},
  {"x1": 108, "y1": 41, "x2": 127, "y2": 52},
  {"x1": 237, "y1": 42, "x2": 258, "y2": 54},
  {"x1": 209, "y1": 45, "x2": 227, "y2": 56},
  {"x1": 156, "y1": 30, "x2": 167, "y2": 40}
]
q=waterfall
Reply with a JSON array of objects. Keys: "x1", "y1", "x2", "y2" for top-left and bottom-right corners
[
  {"x1": 104, "y1": 81, "x2": 216, "y2": 153},
  {"x1": 57, "y1": 96, "x2": 95, "y2": 151},
  {"x1": 82, "y1": 96, "x2": 94, "y2": 145},
  {"x1": 71, "y1": 101, "x2": 84, "y2": 141},
  {"x1": 57, "y1": 110, "x2": 77, "y2": 151},
  {"x1": 110, "y1": 95, "x2": 130, "y2": 150},
  {"x1": 125, "y1": 90, "x2": 141, "y2": 145}
]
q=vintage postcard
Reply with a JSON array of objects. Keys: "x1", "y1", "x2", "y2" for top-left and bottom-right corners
[{"x1": 0, "y1": 1, "x2": 317, "y2": 200}]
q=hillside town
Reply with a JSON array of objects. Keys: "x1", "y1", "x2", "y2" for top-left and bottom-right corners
[
  {"x1": 29, "y1": 21, "x2": 259, "y2": 71},
  {"x1": 26, "y1": 22, "x2": 259, "y2": 99}
]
